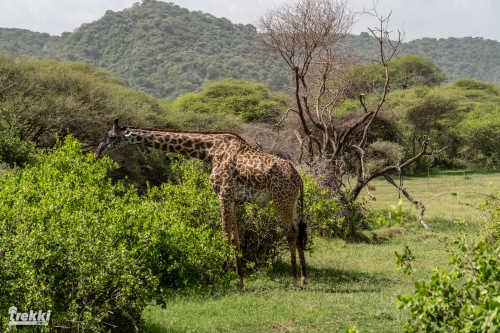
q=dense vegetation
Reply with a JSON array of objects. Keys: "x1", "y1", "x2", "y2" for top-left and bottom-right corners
[
  {"x1": 1, "y1": 2, "x2": 500, "y2": 331},
  {"x1": 172, "y1": 78, "x2": 286, "y2": 123},
  {"x1": 402, "y1": 37, "x2": 500, "y2": 84},
  {"x1": 0, "y1": 54, "x2": 288, "y2": 189},
  {"x1": 0, "y1": 138, "x2": 235, "y2": 331},
  {"x1": 386, "y1": 78, "x2": 500, "y2": 170},
  {"x1": 345, "y1": 33, "x2": 500, "y2": 85},
  {"x1": 0, "y1": 54, "x2": 160, "y2": 149},
  {"x1": 0, "y1": 28, "x2": 59, "y2": 58},
  {"x1": 1, "y1": 1, "x2": 499, "y2": 99}
]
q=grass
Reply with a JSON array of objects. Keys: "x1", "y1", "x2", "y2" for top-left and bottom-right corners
[
  {"x1": 361, "y1": 170, "x2": 499, "y2": 229},
  {"x1": 142, "y1": 171, "x2": 500, "y2": 333}
]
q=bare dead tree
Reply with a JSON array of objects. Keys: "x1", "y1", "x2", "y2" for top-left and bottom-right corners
[
  {"x1": 257, "y1": 0, "x2": 355, "y2": 157},
  {"x1": 257, "y1": 0, "x2": 444, "y2": 229}
]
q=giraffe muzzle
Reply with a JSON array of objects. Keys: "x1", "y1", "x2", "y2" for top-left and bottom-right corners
[{"x1": 94, "y1": 146, "x2": 105, "y2": 158}]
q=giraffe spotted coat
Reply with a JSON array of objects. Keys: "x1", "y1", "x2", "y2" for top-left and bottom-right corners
[{"x1": 95, "y1": 118, "x2": 307, "y2": 288}]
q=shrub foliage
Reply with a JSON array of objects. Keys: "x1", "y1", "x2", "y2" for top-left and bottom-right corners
[
  {"x1": 398, "y1": 197, "x2": 500, "y2": 332},
  {"x1": 398, "y1": 233, "x2": 500, "y2": 333},
  {"x1": 0, "y1": 103, "x2": 34, "y2": 171},
  {"x1": 0, "y1": 137, "x2": 234, "y2": 331},
  {"x1": 172, "y1": 78, "x2": 286, "y2": 123}
]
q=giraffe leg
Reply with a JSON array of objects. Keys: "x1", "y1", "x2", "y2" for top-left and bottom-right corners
[
  {"x1": 219, "y1": 201, "x2": 231, "y2": 272},
  {"x1": 296, "y1": 228, "x2": 308, "y2": 286},
  {"x1": 288, "y1": 227, "x2": 299, "y2": 287},
  {"x1": 273, "y1": 188, "x2": 308, "y2": 287},
  {"x1": 291, "y1": 211, "x2": 308, "y2": 286},
  {"x1": 272, "y1": 198, "x2": 299, "y2": 286},
  {"x1": 230, "y1": 218, "x2": 244, "y2": 289},
  {"x1": 219, "y1": 198, "x2": 244, "y2": 288}
]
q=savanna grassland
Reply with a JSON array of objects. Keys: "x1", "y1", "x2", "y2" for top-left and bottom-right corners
[
  {"x1": 141, "y1": 172, "x2": 497, "y2": 332},
  {"x1": 2, "y1": 1, "x2": 500, "y2": 332},
  {"x1": 2, "y1": 41, "x2": 500, "y2": 333}
]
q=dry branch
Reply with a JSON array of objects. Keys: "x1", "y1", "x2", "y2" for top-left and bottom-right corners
[
  {"x1": 383, "y1": 174, "x2": 429, "y2": 229},
  {"x1": 258, "y1": 0, "x2": 445, "y2": 229}
]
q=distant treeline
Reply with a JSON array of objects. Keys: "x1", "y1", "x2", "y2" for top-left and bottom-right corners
[
  {"x1": 1, "y1": 0, "x2": 499, "y2": 98},
  {"x1": 346, "y1": 33, "x2": 500, "y2": 85}
]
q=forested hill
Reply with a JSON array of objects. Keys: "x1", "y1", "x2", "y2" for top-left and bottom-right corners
[
  {"x1": 1, "y1": 0, "x2": 499, "y2": 98},
  {"x1": 0, "y1": 1, "x2": 289, "y2": 98},
  {"x1": 402, "y1": 37, "x2": 500, "y2": 84},
  {"x1": 0, "y1": 28, "x2": 59, "y2": 58},
  {"x1": 345, "y1": 32, "x2": 500, "y2": 85},
  {"x1": 47, "y1": 1, "x2": 290, "y2": 97}
]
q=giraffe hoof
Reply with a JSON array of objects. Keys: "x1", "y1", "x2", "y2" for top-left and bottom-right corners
[
  {"x1": 237, "y1": 278, "x2": 244, "y2": 289},
  {"x1": 290, "y1": 278, "x2": 298, "y2": 288},
  {"x1": 301, "y1": 277, "x2": 308, "y2": 286}
]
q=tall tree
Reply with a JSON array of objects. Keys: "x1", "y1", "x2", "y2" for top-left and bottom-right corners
[
  {"x1": 390, "y1": 54, "x2": 447, "y2": 90},
  {"x1": 257, "y1": 0, "x2": 443, "y2": 228}
]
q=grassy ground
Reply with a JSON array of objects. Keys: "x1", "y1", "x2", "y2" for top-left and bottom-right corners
[
  {"x1": 142, "y1": 171, "x2": 500, "y2": 333},
  {"x1": 361, "y1": 170, "x2": 499, "y2": 230}
]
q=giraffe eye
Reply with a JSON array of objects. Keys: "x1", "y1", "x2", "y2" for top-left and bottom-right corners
[{"x1": 110, "y1": 135, "x2": 118, "y2": 140}]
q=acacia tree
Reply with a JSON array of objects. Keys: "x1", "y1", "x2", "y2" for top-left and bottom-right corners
[
  {"x1": 257, "y1": 0, "x2": 443, "y2": 228},
  {"x1": 390, "y1": 54, "x2": 447, "y2": 90}
]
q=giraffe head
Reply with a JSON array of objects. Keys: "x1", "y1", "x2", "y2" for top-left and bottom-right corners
[{"x1": 94, "y1": 118, "x2": 127, "y2": 158}]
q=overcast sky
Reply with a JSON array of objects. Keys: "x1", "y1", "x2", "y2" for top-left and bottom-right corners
[{"x1": 0, "y1": 0, "x2": 498, "y2": 42}]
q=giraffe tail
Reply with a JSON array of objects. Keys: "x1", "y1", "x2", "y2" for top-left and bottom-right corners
[{"x1": 298, "y1": 184, "x2": 308, "y2": 251}]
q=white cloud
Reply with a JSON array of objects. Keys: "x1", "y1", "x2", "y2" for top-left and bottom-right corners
[
  {"x1": 0, "y1": 0, "x2": 135, "y2": 35},
  {"x1": 350, "y1": 0, "x2": 500, "y2": 41},
  {"x1": 173, "y1": 0, "x2": 282, "y2": 25}
]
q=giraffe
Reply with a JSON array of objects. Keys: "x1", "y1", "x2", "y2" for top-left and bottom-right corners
[{"x1": 94, "y1": 118, "x2": 308, "y2": 288}]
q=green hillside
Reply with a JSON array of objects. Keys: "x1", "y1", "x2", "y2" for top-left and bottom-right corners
[
  {"x1": 49, "y1": 1, "x2": 291, "y2": 97},
  {"x1": 345, "y1": 33, "x2": 500, "y2": 85},
  {"x1": 0, "y1": 1, "x2": 289, "y2": 98},
  {"x1": 1, "y1": 0, "x2": 499, "y2": 97},
  {"x1": 0, "y1": 28, "x2": 59, "y2": 58},
  {"x1": 401, "y1": 37, "x2": 500, "y2": 84}
]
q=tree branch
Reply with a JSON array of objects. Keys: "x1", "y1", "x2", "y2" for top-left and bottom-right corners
[{"x1": 383, "y1": 174, "x2": 429, "y2": 229}]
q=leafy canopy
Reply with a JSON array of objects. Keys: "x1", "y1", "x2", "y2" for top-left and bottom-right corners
[
  {"x1": 0, "y1": 136, "x2": 235, "y2": 331},
  {"x1": 386, "y1": 78, "x2": 500, "y2": 170},
  {"x1": 172, "y1": 78, "x2": 286, "y2": 123}
]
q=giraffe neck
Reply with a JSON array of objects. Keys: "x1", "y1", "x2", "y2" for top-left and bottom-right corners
[{"x1": 122, "y1": 127, "x2": 220, "y2": 161}]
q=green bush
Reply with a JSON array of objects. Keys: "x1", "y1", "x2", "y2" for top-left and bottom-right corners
[
  {"x1": 452, "y1": 108, "x2": 500, "y2": 168},
  {"x1": 302, "y1": 174, "x2": 345, "y2": 237},
  {"x1": 303, "y1": 174, "x2": 374, "y2": 239},
  {"x1": 144, "y1": 157, "x2": 237, "y2": 287},
  {"x1": 478, "y1": 192, "x2": 500, "y2": 243},
  {"x1": 0, "y1": 137, "x2": 234, "y2": 331},
  {"x1": 398, "y1": 192, "x2": 500, "y2": 332},
  {"x1": 172, "y1": 78, "x2": 286, "y2": 123},
  {"x1": 450, "y1": 78, "x2": 499, "y2": 95},
  {"x1": 159, "y1": 99, "x2": 242, "y2": 132},
  {"x1": 0, "y1": 103, "x2": 34, "y2": 170},
  {"x1": 398, "y1": 232, "x2": 500, "y2": 333},
  {"x1": 0, "y1": 54, "x2": 161, "y2": 149},
  {"x1": 0, "y1": 54, "x2": 167, "y2": 188},
  {"x1": 387, "y1": 79, "x2": 500, "y2": 171}
]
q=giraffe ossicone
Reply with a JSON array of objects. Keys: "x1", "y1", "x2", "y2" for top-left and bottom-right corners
[{"x1": 95, "y1": 118, "x2": 308, "y2": 288}]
